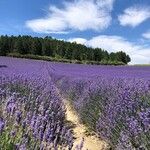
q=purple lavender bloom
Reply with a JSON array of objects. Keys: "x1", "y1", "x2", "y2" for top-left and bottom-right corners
[
  {"x1": 138, "y1": 108, "x2": 150, "y2": 132},
  {"x1": 19, "y1": 144, "x2": 27, "y2": 150},
  {"x1": 116, "y1": 131, "x2": 134, "y2": 150},
  {"x1": 5, "y1": 96, "x2": 16, "y2": 114},
  {"x1": 0, "y1": 117, "x2": 5, "y2": 133},
  {"x1": 1, "y1": 56, "x2": 150, "y2": 149},
  {"x1": 22, "y1": 120, "x2": 27, "y2": 129},
  {"x1": 126, "y1": 117, "x2": 142, "y2": 136},
  {"x1": 15, "y1": 110, "x2": 22, "y2": 124},
  {"x1": 10, "y1": 130, "x2": 16, "y2": 137}
]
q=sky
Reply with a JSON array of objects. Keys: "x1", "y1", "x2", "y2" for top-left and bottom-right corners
[{"x1": 0, "y1": 0, "x2": 150, "y2": 64}]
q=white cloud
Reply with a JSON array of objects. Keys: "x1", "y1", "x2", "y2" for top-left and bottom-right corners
[
  {"x1": 118, "y1": 6, "x2": 150, "y2": 27},
  {"x1": 96, "y1": 0, "x2": 114, "y2": 10},
  {"x1": 142, "y1": 30, "x2": 150, "y2": 39},
  {"x1": 25, "y1": 0, "x2": 115, "y2": 34},
  {"x1": 68, "y1": 35, "x2": 150, "y2": 64}
]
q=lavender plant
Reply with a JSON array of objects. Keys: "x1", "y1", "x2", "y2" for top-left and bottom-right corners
[
  {"x1": 51, "y1": 72, "x2": 150, "y2": 149},
  {"x1": 1, "y1": 56, "x2": 150, "y2": 149},
  {"x1": 0, "y1": 76, "x2": 74, "y2": 149}
]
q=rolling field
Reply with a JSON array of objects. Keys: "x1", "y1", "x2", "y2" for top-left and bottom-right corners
[{"x1": 0, "y1": 57, "x2": 150, "y2": 149}]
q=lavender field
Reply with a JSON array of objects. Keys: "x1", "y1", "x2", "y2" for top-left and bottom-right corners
[{"x1": 0, "y1": 57, "x2": 150, "y2": 150}]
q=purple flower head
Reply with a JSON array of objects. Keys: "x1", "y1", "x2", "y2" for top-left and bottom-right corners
[
  {"x1": 10, "y1": 130, "x2": 16, "y2": 137},
  {"x1": 15, "y1": 143, "x2": 20, "y2": 149},
  {"x1": 15, "y1": 110, "x2": 22, "y2": 123},
  {"x1": 116, "y1": 131, "x2": 134, "y2": 150},
  {"x1": 138, "y1": 108, "x2": 150, "y2": 132},
  {"x1": 6, "y1": 96, "x2": 16, "y2": 115},
  {"x1": 0, "y1": 117, "x2": 5, "y2": 133},
  {"x1": 39, "y1": 130, "x2": 44, "y2": 141},
  {"x1": 22, "y1": 120, "x2": 27, "y2": 129},
  {"x1": 19, "y1": 144, "x2": 27, "y2": 150},
  {"x1": 126, "y1": 116, "x2": 142, "y2": 136}
]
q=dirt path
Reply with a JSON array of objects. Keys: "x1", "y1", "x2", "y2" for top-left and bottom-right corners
[
  {"x1": 45, "y1": 66, "x2": 108, "y2": 150},
  {"x1": 64, "y1": 100, "x2": 108, "y2": 150}
]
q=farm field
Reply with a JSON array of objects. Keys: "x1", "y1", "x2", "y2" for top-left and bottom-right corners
[{"x1": 0, "y1": 56, "x2": 150, "y2": 150}]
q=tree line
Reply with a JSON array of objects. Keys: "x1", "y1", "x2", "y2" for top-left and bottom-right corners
[{"x1": 0, "y1": 35, "x2": 131, "y2": 64}]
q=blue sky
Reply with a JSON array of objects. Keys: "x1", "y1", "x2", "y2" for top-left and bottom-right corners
[{"x1": 0, "y1": 0, "x2": 150, "y2": 64}]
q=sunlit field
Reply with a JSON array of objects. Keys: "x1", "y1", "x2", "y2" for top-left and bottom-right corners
[{"x1": 0, "y1": 57, "x2": 150, "y2": 149}]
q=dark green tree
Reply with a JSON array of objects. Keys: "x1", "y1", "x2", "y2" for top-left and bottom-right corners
[{"x1": 0, "y1": 35, "x2": 131, "y2": 64}]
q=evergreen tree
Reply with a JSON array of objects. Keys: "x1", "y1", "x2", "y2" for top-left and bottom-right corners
[{"x1": 0, "y1": 35, "x2": 131, "y2": 64}]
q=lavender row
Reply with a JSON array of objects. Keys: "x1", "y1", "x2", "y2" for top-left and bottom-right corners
[
  {"x1": 53, "y1": 75, "x2": 150, "y2": 149},
  {"x1": 0, "y1": 75, "x2": 75, "y2": 149},
  {"x1": 1, "y1": 57, "x2": 150, "y2": 80},
  {"x1": 1, "y1": 57, "x2": 150, "y2": 149}
]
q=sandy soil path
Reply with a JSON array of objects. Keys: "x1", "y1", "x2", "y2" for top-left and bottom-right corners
[
  {"x1": 45, "y1": 65, "x2": 108, "y2": 150},
  {"x1": 64, "y1": 100, "x2": 108, "y2": 150}
]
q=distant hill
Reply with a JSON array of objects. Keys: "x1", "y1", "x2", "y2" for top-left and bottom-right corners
[{"x1": 0, "y1": 35, "x2": 131, "y2": 65}]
